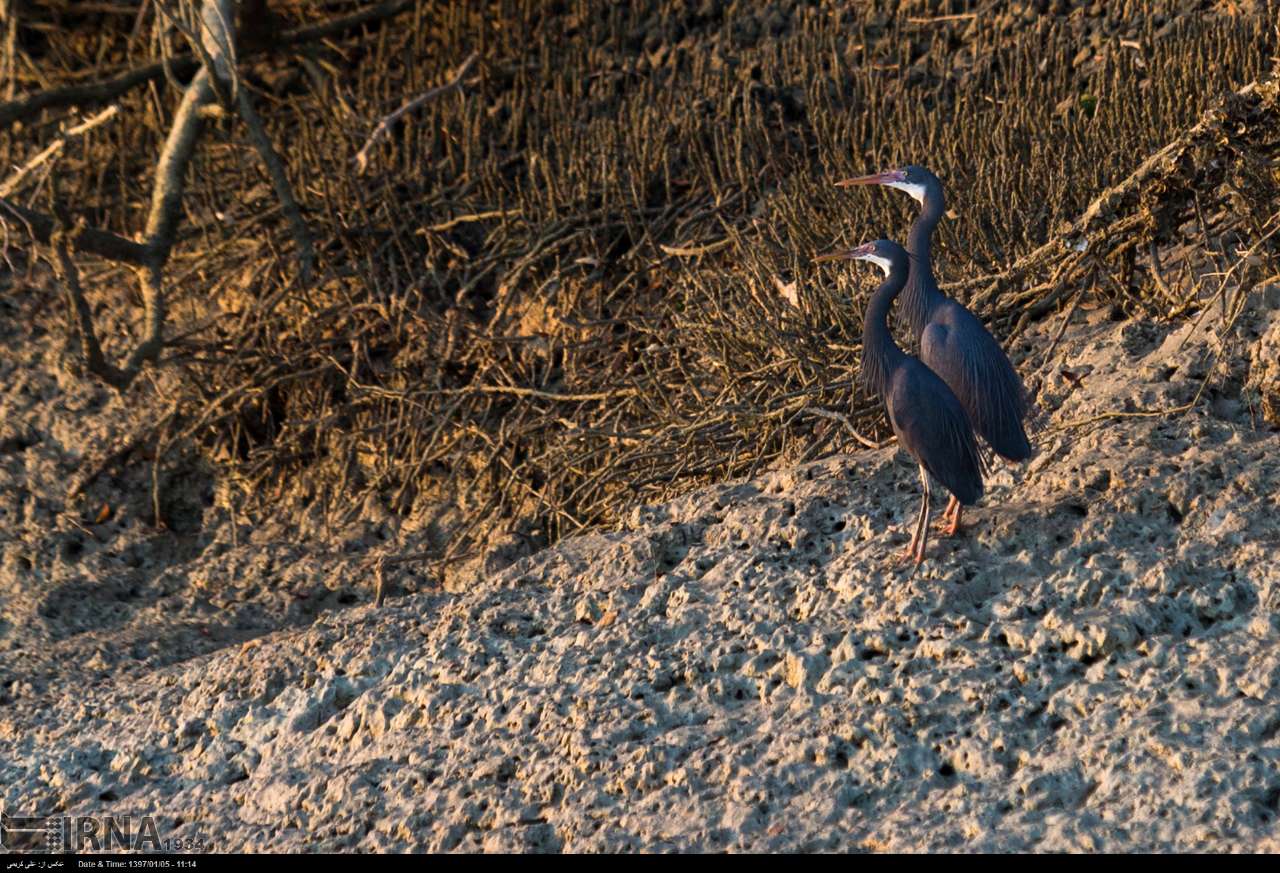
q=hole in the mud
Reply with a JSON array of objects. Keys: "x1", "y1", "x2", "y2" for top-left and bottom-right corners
[
  {"x1": 0, "y1": 430, "x2": 38, "y2": 454},
  {"x1": 1064, "y1": 503, "x2": 1088, "y2": 518},
  {"x1": 63, "y1": 539, "x2": 84, "y2": 560},
  {"x1": 98, "y1": 790, "x2": 118, "y2": 801},
  {"x1": 994, "y1": 632, "x2": 1009, "y2": 648},
  {"x1": 832, "y1": 519, "x2": 846, "y2": 532},
  {"x1": 858, "y1": 648, "x2": 884, "y2": 661},
  {"x1": 1079, "y1": 652, "x2": 1101, "y2": 666},
  {"x1": 938, "y1": 763, "x2": 955, "y2": 778}
]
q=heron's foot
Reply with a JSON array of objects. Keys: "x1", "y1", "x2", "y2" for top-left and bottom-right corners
[
  {"x1": 934, "y1": 516, "x2": 962, "y2": 537},
  {"x1": 897, "y1": 542, "x2": 926, "y2": 568},
  {"x1": 897, "y1": 542, "x2": 919, "y2": 566},
  {"x1": 934, "y1": 501, "x2": 962, "y2": 537}
]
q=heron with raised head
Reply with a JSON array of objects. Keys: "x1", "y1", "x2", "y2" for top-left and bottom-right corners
[
  {"x1": 815, "y1": 239, "x2": 984, "y2": 567},
  {"x1": 836, "y1": 166, "x2": 1032, "y2": 537}
]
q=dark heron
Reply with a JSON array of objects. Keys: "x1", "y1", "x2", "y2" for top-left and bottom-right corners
[
  {"x1": 814, "y1": 239, "x2": 984, "y2": 567},
  {"x1": 836, "y1": 166, "x2": 1032, "y2": 537}
]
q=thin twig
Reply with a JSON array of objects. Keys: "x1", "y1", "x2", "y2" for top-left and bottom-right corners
[
  {"x1": 151, "y1": 403, "x2": 177, "y2": 528},
  {"x1": 659, "y1": 238, "x2": 734, "y2": 258},
  {"x1": 354, "y1": 52, "x2": 478, "y2": 175},
  {"x1": 1036, "y1": 288, "x2": 1083, "y2": 373},
  {"x1": 907, "y1": 13, "x2": 978, "y2": 24},
  {"x1": 0, "y1": 105, "x2": 120, "y2": 198},
  {"x1": 53, "y1": 236, "x2": 120, "y2": 385},
  {"x1": 373, "y1": 556, "x2": 388, "y2": 607},
  {"x1": 429, "y1": 383, "x2": 643, "y2": 403},
  {"x1": 427, "y1": 210, "x2": 520, "y2": 232},
  {"x1": 803, "y1": 408, "x2": 890, "y2": 450}
]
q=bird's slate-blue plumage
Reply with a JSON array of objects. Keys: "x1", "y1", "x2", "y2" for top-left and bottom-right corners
[
  {"x1": 898, "y1": 167, "x2": 1033, "y2": 463},
  {"x1": 860, "y1": 241, "x2": 985, "y2": 507}
]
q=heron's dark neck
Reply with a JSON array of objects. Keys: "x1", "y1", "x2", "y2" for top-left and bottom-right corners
[
  {"x1": 861, "y1": 265, "x2": 908, "y2": 398},
  {"x1": 902, "y1": 187, "x2": 947, "y2": 334}
]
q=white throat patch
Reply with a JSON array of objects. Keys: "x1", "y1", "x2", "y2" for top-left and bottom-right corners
[
  {"x1": 860, "y1": 254, "x2": 892, "y2": 275},
  {"x1": 886, "y1": 180, "x2": 927, "y2": 205}
]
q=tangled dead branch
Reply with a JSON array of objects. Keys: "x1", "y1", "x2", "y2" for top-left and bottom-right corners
[
  {"x1": 0, "y1": 0, "x2": 316, "y2": 390},
  {"x1": 0, "y1": 0, "x2": 418, "y2": 128},
  {"x1": 960, "y1": 75, "x2": 1280, "y2": 330}
]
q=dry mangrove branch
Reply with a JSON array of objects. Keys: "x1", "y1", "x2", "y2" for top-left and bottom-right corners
[
  {"x1": 1, "y1": 0, "x2": 319, "y2": 390},
  {"x1": 63, "y1": 50, "x2": 220, "y2": 388},
  {"x1": 52, "y1": 237, "x2": 114, "y2": 381},
  {"x1": 234, "y1": 87, "x2": 314, "y2": 281},
  {"x1": 0, "y1": 198, "x2": 152, "y2": 266}
]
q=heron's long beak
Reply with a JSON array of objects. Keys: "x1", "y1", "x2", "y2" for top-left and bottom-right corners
[
  {"x1": 834, "y1": 170, "x2": 905, "y2": 188},
  {"x1": 813, "y1": 242, "x2": 874, "y2": 263}
]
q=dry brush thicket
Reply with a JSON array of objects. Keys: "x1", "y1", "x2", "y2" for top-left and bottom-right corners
[{"x1": 1, "y1": 1, "x2": 1277, "y2": 582}]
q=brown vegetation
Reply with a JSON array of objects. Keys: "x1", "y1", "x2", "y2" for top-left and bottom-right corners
[{"x1": 1, "y1": 1, "x2": 1277, "y2": 584}]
